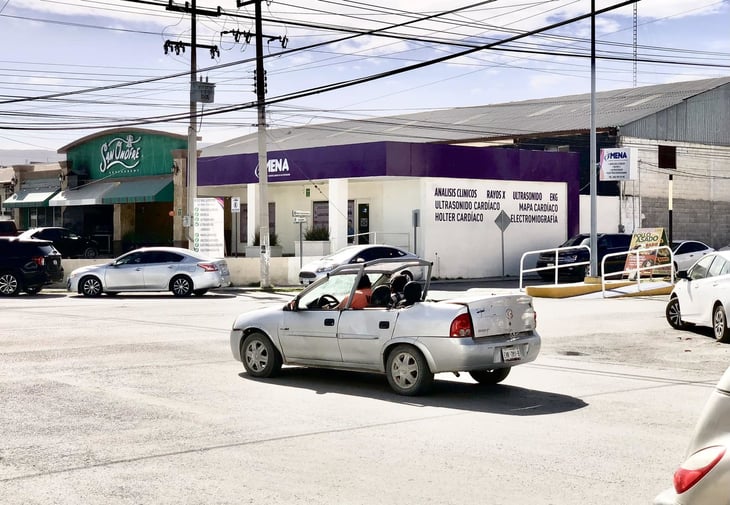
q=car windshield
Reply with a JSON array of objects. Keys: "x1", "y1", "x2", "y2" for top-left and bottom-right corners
[
  {"x1": 320, "y1": 246, "x2": 364, "y2": 263},
  {"x1": 561, "y1": 235, "x2": 590, "y2": 247},
  {"x1": 298, "y1": 273, "x2": 358, "y2": 308}
]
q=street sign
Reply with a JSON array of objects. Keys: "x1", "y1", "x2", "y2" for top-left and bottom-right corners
[
  {"x1": 231, "y1": 197, "x2": 240, "y2": 213},
  {"x1": 292, "y1": 209, "x2": 311, "y2": 217},
  {"x1": 494, "y1": 210, "x2": 511, "y2": 231},
  {"x1": 293, "y1": 216, "x2": 306, "y2": 223}
]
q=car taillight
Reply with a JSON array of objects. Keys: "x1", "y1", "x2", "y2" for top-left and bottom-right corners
[
  {"x1": 197, "y1": 262, "x2": 219, "y2": 272},
  {"x1": 673, "y1": 446, "x2": 726, "y2": 494},
  {"x1": 450, "y1": 313, "x2": 473, "y2": 338},
  {"x1": 32, "y1": 256, "x2": 45, "y2": 267}
]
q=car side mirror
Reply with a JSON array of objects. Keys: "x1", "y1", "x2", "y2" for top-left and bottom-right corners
[
  {"x1": 676, "y1": 270, "x2": 688, "y2": 280},
  {"x1": 285, "y1": 298, "x2": 298, "y2": 311}
]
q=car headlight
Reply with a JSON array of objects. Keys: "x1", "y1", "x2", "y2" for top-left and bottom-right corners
[
  {"x1": 316, "y1": 265, "x2": 334, "y2": 273},
  {"x1": 563, "y1": 254, "x2": 578, "y2": 262}
]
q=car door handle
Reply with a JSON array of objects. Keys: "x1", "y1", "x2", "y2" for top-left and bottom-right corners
[
  {"x1": 379, "y1": 321, "x2": 390, "y2": 329},
  {"x1": 324, "y1": 318, "x2": 335, "y2": 326}
]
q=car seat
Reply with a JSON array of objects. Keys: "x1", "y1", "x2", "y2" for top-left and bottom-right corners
[
  {"x1": 369, "y1": 284, "x2": 391, "y2": 307},
  {"x1": 396, "y1": 281, "x2": 422, "y2": 307}
]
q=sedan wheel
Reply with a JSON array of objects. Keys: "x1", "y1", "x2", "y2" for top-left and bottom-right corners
[
  {"x1": 713, "y1": 305, "x2": 730, "y2": 343},
  {"x1": 83, "y1": 247, "x2": 98, "y2": 259},
  {"x1": 80, "y1": 276, "x2": 102, "y2": 297},
  {"x1": 170, "y1": 275, "x2": 193, "y2": 297},
  {"x1": 0, "y1": 271, "x2": 20, "y2": 296},
  {"x1": 665, "y1": 297, "x2": 687, "y2": 330},
  {"x1": 386, "y1": 344, "x2": 433, "y2": 396},
  {"x1": 241, "y1": 333, "x2": 282, "y2": 378},
  {"x1": 469, "y1": 368, "x2": 511, "y2": 385}
]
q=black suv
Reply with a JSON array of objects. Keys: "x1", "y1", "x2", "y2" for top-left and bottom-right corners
[
  {"x1": 18, "y1": 227, "x2": 99, "y2": 258},
  {"x1": 535, "y1": 233, "x2": 633, "y2": 281},
  {"x1": 0, "y1": 237, "x2": 64, "y2": 295}
]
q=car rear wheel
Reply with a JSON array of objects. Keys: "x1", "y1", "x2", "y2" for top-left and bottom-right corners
[
  {"x1": 80, "y1": 276, "x2": 102, "y2": 297},
  {"x1": 666, "y1": 297, "x2": 687, "y2": 330},
  {"x1": 470, "y1": 368, "x2": 511, "y2": 385},
  {"x1": 0, "y1": 271, "x2": 21, "y2": 296},
  {"x1": 241, "y1": 332, "x2": 282, "y2": 378},
  {"x1": 170, "y1": 275, "x2": 193, "y2": 297},
  {"x1": 713, "y1": 305, "x2": 730, "y2": 343},
  {"x1": 386, "y1": 345, "x2": 433, "y2": 396}
]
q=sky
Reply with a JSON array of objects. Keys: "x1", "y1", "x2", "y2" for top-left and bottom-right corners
[{"x1": 0, "y1": 0, "x2": 728, "y2": 153}]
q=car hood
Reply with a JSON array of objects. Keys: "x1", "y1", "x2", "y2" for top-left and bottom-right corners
[
  {"x1": 299, "y1": 258, "x2": 337, "y2": 273},
  {"x1": 440, "y1": 293, "x2": 537, "y2": 337},
  {"x1": 232, "y1": 304, "x2": 286, "y2": 330}
]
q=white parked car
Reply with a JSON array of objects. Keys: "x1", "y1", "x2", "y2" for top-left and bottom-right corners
[
  {"x1": 672, "y1": 240, "x2": 714, "y2": 274},
  {"x1": 231, "y1": 257, "x2": 541, "y2": 396},
  {"x1": 67, "y1": 246, "x2": 231, "y2": 297},
  {"x1": 298, "y1": 244, "x2": 419, "y2": 285},
  {"x1": 666, "y1": 251, "x2": 730, "y2": 342}
]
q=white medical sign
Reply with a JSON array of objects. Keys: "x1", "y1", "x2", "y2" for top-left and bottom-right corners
[
  {"x1": 599, "y1": 147, "x2": 638, "y2": 181},
  {"x1": 193, "y1": 197, "x2": 225, "y2": 258},
  {"x1": 231, "y1": 197, "x2": 240, "y2": 213}
]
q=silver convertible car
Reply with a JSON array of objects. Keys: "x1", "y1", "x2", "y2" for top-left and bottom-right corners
[
  {"x1": 230, "y1": 258, "x2": 541, "y2": 396},
  {"x1": 67, "y1": 246, "x2": 231, "y2": 297}
]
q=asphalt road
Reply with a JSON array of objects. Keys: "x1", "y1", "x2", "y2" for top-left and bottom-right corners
[{"x1": 2, "y1": 287, "x2": 729, "y2": 505}]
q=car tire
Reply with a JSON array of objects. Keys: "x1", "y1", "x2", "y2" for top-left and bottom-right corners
[
  {"x1": 386, "y1": 344, "x2": 433, "y2": 396},
  {"x1": 469, "y1": 368, "x2": 511, "y2": 385},
  {"x1": 713, "y1": 305, "x2": 730, "y2": 343},
  {"x1": 241, "y1": 332, "x2": 282, "y2": 378},
  {"x1": 170, "y1": 275, "x2": 193, "y2": 297},
  {"x1": 666, "y1": 297, "x2": 687, "y2": 330},
  {"x1": 193, "y1": 289, "x2": 208, "y2": 296},
  {"x1": 80, "y1": 276, "x2": 103, "y2": 297},
  {"x1": 83, "y1": 247, "x2": 98, "y2": 259},
  {"x1": 0, "y1": 271, "x2": 21, "y2": 296}
]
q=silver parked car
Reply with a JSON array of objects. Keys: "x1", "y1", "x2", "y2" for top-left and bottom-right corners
[
  {"x1": 666, "y1": 251, "x2": 730, "y2": 342},
  {"x1": 231, "y1": 257, "x2": 541, "y2": 396},
  {"x1": 298, "y1": 244, "x2": 419, "y2": 285},
  {"x1": 653, "y1": 365, "x2": 730, "y2": 504},
  {"x1": 67, "y1": 246, "x2": 231, "y2": 297}
]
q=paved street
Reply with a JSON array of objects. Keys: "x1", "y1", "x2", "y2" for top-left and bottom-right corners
[{"x1": 2, "y1": 288, "x2": 729, "y2": 504}]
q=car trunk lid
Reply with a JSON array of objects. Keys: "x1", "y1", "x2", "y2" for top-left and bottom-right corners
[{"x1": 443, "y1": 294, "x2": 536, "y2": 338}]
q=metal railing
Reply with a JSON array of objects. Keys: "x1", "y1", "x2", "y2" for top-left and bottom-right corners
[
  {"x1": 519, "y1": 245, "x2": 591, "y2": 290},
  {"x1": 600, "y1": 245, "x2": 674, "y2": 297}
]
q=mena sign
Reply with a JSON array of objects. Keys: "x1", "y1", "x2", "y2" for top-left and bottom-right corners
[{"x1": 100, "y1": 135, "x2": 142, "y2": 173}]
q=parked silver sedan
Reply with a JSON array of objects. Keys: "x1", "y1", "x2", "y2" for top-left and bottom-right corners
[
  {"x1": 653, "y1": 365, "x2": 730, "y2": 504},
  {"x1": 231, "y1": 258, "x2": 541, "y2": 395},
  {"x1": 67, "y1": 246, "x2": 231, "y2": 297}
]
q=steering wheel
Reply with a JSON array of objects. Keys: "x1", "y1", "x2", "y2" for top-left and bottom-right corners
[{"x1": 316, "y1": 294, "x2": 339, "y2": 309}]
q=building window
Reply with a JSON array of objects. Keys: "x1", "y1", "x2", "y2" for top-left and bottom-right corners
[
  {"x1": 658, "y1": 145, "x2": 677, "y2": 169},
  {"x1": 239, "y1": 202, "x2": 275, "y2": 243}
]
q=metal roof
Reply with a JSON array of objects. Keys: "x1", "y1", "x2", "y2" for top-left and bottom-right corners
[{"x1": 202, "y1": 76, "x2": 730, "y2": 157}]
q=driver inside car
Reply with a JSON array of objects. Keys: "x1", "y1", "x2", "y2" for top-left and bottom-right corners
[{"x1": 337, "y1": 275, "x2": 372, "y2": 309}]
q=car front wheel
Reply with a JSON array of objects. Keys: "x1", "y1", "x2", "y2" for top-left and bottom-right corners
[
  {"x1": 241, "y1": 332, "x2": 282, "y2": 378},
  {"x1": 386, "y1": 345, "x2": 433, "y2": 396},
  {"x1": 666, "y1": 297, "x2": 687, "y2": 330},
  {"x1": 713, "y1": 305, "x2": 730, "y2": 343},
  {"x1": 83, "y1": 247, "x2": 98, "y2": 258},
  {"x1": 80, "y1": 276, "x2": 103, "y2": 297},
  {"x1": 0, "y1": 271, "x2": 21, "y2": 296},
  {"x1": 170, "y1": 275, "x2": 193, "y2": 297},
  {"x1": 470, "y1": 368, "x2": 511, "y2": 385}
]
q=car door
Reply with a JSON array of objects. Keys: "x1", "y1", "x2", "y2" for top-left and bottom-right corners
[
  {"x1": 104, "y1": 251, "x2": 146, "y2": 290},
  {"x1": 142, "y1": 251, "x2": 184, "y2": 290},
  {"x1": 337, "y1": 308, "x2": 398, "y2": 366},
  {"x1": 682, "y1": 255, "x2": 718, "y2": 322},
  {"x1": 278, "y1": 274, "x2": 355, "y2": 362}
]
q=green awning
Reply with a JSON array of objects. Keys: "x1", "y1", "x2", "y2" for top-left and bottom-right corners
[
  {"x1": 49, "y1": 181, "x2": 118, "y2": 207},
  {"x1": 101, "y1": 177, "x2": 173, "y2": 204},
  {"x1": 3, "y1": 188, "x2": 59, "y2": 208}
]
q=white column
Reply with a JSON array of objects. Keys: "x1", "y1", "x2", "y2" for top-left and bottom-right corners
[
  {"x1": 247, "y1": 184, "x2": 258, "y2": 244},
  {"x1": 328, "y1": 178, "x2": 348, "y2": 253}
]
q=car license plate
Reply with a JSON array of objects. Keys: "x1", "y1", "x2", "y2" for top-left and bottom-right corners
[
  {"x1": 546, "y1": 262, "x2": 554, "y2": 266},
  {"x1": 502, "y1": 346, "x2": 521, "y2": 361}
]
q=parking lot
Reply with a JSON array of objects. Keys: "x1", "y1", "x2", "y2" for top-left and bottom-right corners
[{"x1": 2, "y1": 287, "x2": 730, "y2": 504}]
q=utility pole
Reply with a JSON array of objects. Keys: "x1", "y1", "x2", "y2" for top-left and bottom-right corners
[{"x1": 235, "y1": 0, "x2": 284, "y2": 289}]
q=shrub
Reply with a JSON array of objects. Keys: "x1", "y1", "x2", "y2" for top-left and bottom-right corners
[
  {"x1": 304, "y1": 226, "x2": 329, "y2": 241},
  {"x1": 253, "y1": 230, "x2": 279, "y2": 247}
]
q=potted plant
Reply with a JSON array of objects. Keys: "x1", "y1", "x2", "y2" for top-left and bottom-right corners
[
  {"x1": 296, "y1": 226, "x2": 330, "y2": 257},
  {"x1": 246, "y1": 230, "x2": 282, "y2": 257}
]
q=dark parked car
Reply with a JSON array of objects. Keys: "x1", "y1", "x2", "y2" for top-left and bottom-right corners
[
  {"x1": 535, "y1": 233, "x2": 633, "y2": 282},
  {"x1": 0, "y1": 220, "x2": 19, "y2": 236},
  {"x1": 18, "y1": 227, "x2": 99, "y2": 258},
  {"x1": 0, "y1": 237, "x2": 64, "y2": 295}
]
